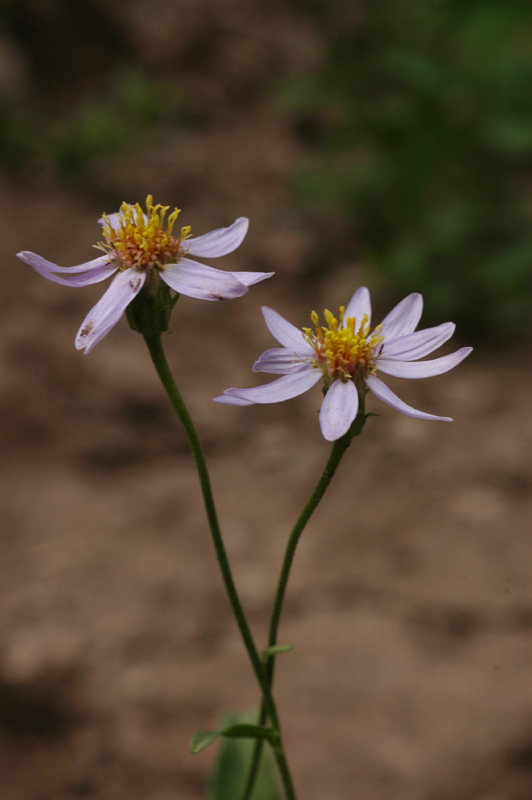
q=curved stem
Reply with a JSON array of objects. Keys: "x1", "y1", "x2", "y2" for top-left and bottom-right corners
[
  {"x1": 241, "y1": 401, "x2": 367, "y2": 800},
  {"x1": 143, "y1": 333, "x2": 296, "y2": 800},
  {"x1": 266, "y1": 434, "x2": 352, "y2": 683}
]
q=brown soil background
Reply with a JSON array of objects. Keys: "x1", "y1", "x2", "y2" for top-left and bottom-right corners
[{"x1": 1, "y1": 2, "x2": 531, "y2": 798}]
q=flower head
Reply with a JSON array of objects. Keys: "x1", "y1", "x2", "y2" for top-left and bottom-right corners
[
  {"x1": 18, "y1": 197, "x2": 272, "y2": 353},
  {"x1": 214, "y1": 288, "x2": 472, "y2": 441}
]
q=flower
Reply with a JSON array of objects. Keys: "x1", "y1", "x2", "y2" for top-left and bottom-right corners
[
  {"x1": 17, "y1": 197, "x2": 273, "y2": 353},
  {"x1": 213, "y1": 288, "x2": 472, "y2": 441}
]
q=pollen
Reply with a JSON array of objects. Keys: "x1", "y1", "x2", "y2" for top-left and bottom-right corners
[
  {"x1": 302, "y1": 307, "x2": 384, "y2": 384},
  {"x1": 96, "y1": 195, "x2": 192, "y2": 272}
]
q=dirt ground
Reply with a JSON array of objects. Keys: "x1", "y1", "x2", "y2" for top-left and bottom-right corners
[{"x1": 1, "y1": 2, "x2": 532, "y2": 799}]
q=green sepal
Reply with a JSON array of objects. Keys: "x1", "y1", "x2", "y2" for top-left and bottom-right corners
[
  {"x1": 125, "y1": 270, "x2": 175, "y2": 335},
  {"x1": 191, "y1": 724, "x2": 276, "y2": 754},
  {"x1": 262, "y1": 644, "x2": 293, "y2": 659}
]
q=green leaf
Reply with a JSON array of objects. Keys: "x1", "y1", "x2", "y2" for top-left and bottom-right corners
[
  {"x1": 191, "y1": 723, "x2": 275, "y2": 754},
  {"x1": 262, "y1": 645, "x2": 294, "y2": 658},
  {"x1": 191, "y1": 730, "x2": 222, "y2": 754},
  {"x1": 208, "y1": 711, "x2": 282, "y2": 800}
]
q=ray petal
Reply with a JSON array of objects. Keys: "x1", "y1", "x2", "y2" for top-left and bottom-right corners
[
  {"x1": 379, "y1": 293, "x2": 423, "y2": 339},
  {"x1": 214, "y1": 367, "x2": 321, "y2": 405},
  {"x1": 187, "y1": 217, "x2": 249, "y2": 258},
  {"x1": 75, "y1": 269, "x2": 145, "y2": 354},
  {"x1": 378, "y1": 347, "x2": 472, "y2": 378},
  {"x1": 161, "y1": 258, "x2": 248, "y2": 300},
  {"x1": 319, "y1": 379, "x2": 359, "y2": 441},
  {"x1": 365, "y1": 374, "x2": 452, "y2": 421}
]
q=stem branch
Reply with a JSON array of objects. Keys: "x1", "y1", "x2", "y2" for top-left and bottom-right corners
[
  {"x1": 241, "y1": 401, "x2": 367, "y2": 800},
  {"x1": 143, "y1": 333, "x2": 296, "y2": 800}
]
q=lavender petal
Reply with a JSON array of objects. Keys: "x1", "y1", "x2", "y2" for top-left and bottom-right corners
[
  {"x1": 253, "y1": 347, "x2": 312, "y2": 374},
  {"x1": 379, "y1": 293, "x2": 423, "y2": 339},
  {"x1": 378, "y1": 347, "x2": 472, "y2": 379},
  {"x1": 344, "y1": 287, "x2": 371, "y2": 328},
  {"x1": 161, "y1": 258, "x2": 248, "y2": 300},
  {"x1": 216, "y1": 367, "x2": 321, "y2": 405},
  {"x1": 226, "y1": 270, "x2": 274, "y2": 286},
  {"x1": 381, "y1": 322, "x2": 455, "y2": 360},
  {"x1": 17, "y1": 251, "x2": 116, "y2": 286},
  {"x1": 319, "y1": 379, "x2": 359, "y2": 441},
  {"x1": 187, "y1": 217, "x2": 249, "y2": 258},
  {"x1": 212, "y1": 393, "x2": 255, "y2": 406},
  {"x1": 75, "y1": 269, "x2": 145, "y2": 354},
  {"x1": 98, "y1": 208, "x2": 147, "y2": 231},
  {"x1": 366, "y1": 374, "x2": 452, "y2": 421},
  {"x1": 261, "y1": 306, "x2": 308, "y2": 349}
]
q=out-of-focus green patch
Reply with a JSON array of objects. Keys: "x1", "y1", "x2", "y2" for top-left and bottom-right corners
[
  {"x1": 0, "y1": 68, "x2": 176, "y2": 175},
  {"x1": 281, "y1": 0, "x2": 532, "y2": 339},
  {"x1": 51, "y1": 69, "x2": 175, "y2": 173},
  {"x1": 208, "y1": 711, "x2": 282, "y2": 800},
  {"x1": 0, "y1": 96, "x2": 37, "y2": 168}
]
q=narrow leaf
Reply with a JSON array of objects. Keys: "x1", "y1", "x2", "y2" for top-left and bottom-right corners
[
  {"x1": 191, "y1": 730, "x2": 222, "y2": 754},
  {"x1": 262, "y1": 644, "x2": 294, "y2": 658},
  {"x1": 191, "y1": 723, "x2": 275, "y2": 754}
]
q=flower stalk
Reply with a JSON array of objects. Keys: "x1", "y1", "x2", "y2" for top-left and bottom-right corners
[
  {"x1": 142, "y1": 332, "x2": 297, "y2": 800},
  {"x1": 241, "y1": 399, "x2": 369, "y2": 800}
]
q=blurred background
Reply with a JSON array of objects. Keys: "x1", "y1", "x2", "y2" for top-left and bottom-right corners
[{"x1": 0, "y1": 0, "x2": 531, "y2": 798}]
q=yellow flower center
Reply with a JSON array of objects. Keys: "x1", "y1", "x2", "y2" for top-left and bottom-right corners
[
  {"x1": 302, "y1": 307, "x2": 384, "y2": 385},
  {"x1": 96, "y1": 195, "x2": 192, "y2": 272}
]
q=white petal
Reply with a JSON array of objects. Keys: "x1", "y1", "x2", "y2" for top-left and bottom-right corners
[
  {"x1": 161, "y1": 258, "x2": 248, "y2": 300},
  {"x1": 382, "y1": 322, "x2": 455, "y2": 360},
  {"x1": 261, "y1": 306, "x2": 308, "y2": 349},
  {"x1": 75, "y1": 269, "x2": 145, "y2": 354},
  {"x1": 216, "y1": 367, "x2": 321, "y2": 405},
  {"x1": 17, "y1": 251, "x2": 116, "y2": 286},
  {"x1": 187, "y1": 217, "x2": 249, "y2": 258},
  {"x1": 344, "y1": 287, "x2": 371, "y2": 327},
  {"x1": 378, "y1": 347, "x2": 472, "y2": 378},
  {"x1": 253, "y1": 347, "x2": 312, "y2": 374},
  {"x1": 365, "y1": 374, "x2": 452, "y2": 421},
  {"x1": 379, "y1": 293, "x2": 423, "y2": 339},
  {"x1": 226, "y1": 270, "x2": 274, "y2": 286},
  {"x1": 319, "y1": 379, "x2": 359, "y2": 441}
]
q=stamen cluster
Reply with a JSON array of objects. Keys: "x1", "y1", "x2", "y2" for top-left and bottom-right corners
[
  {"x1": 302, "y1": 307, "x2": 384, "y2": 384},
  {"x1": 98, "y1": 195, "x2": 191, "y2": 272}
]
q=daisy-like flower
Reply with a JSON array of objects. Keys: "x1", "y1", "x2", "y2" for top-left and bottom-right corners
[
  {"x1": 17, "y1": 197, "x2": 272, "y2": 353},
  {"x1": 214, "y1": 288, "x2": 472, "y2": 441}
]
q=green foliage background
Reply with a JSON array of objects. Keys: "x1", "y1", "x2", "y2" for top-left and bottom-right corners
[
  {"x1": 0, "y1": 68, "x2": 172, "y2": 173},
  {"x1": 282, "y1": 0, "x2": 532, "y2": 338}
]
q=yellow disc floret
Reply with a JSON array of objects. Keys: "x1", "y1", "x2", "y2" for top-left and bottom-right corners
[
  {"x1": 302, "y1": 307, "x2": 384, "y2": 386},
  {"x1": 96, "y1": 195, "x2": 192, "y2": 272}
]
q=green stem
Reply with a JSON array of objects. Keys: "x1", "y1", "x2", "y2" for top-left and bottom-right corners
[
  {"x1": 241, "y1": 401, "x2": 367, "y2": 800},
  {"x1": 143, "y1": 333, "x2": 296, "y2": 800}
]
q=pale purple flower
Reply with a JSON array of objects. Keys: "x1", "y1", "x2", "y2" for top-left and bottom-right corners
[
  {"x1": 17, "y1": 197, "x2": 272, "y2": 354},
  {"x1": 214, "y1": 288, "x2": 472, "y2": 441}
]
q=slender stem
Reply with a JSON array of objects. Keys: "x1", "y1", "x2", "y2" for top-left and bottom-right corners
[
  {"x1": 143, "y1": 333, "x2": 296, "y2": 800},
  {"x1": 241, "y1": 402, "x2": 367, "y2": 800},
  {"x1": 266, "y1": 435, "x2": 352, "y2": 682}
]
